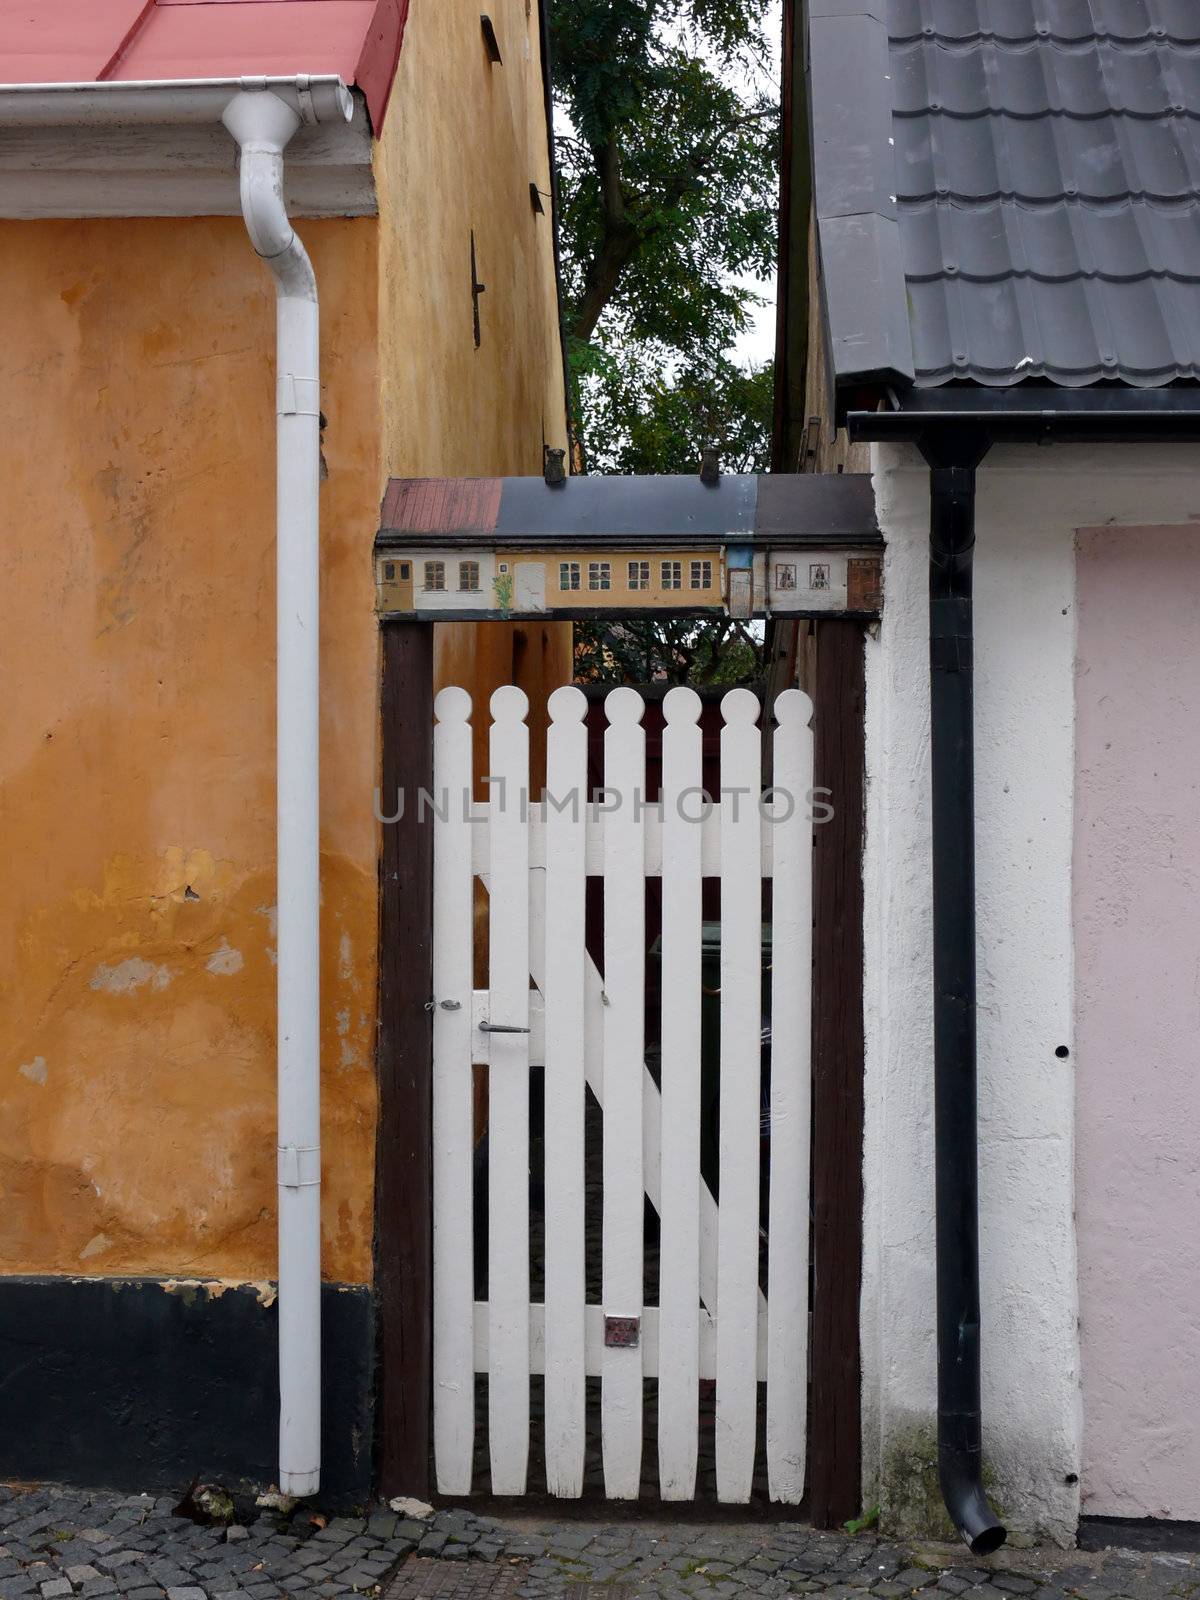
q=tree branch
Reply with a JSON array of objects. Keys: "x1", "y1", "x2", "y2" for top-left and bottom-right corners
[{"x1": 568, "y1": 105, "x2": 776, "y2": 342}]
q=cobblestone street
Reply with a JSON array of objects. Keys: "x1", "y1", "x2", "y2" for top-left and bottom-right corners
[{"x1": 1, "y1": 1485, "x2": 1197, "y2": 1600}]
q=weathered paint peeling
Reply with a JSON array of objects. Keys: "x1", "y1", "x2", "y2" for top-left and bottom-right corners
[
  {"x1": 89, "y1": 956, "x2": 171, "y2": 995},
  {"x1": 206, "y1": 939, "x2": 244, "y2": 976},
  {"x1": 19, "y1": 1055, "x2": 48, "y2": 1085},
  {"x1": 162, "y1": 1277, "x2": 230, "y2": 1299}
]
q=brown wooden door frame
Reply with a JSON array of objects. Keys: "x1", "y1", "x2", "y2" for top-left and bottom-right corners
[
  {"x1": 376, "y1": 620, "x2": 436, "y2": 1499},
  {"x1": 806, "y1": 617, "x2": 867, "y2": 1526},
  {"x1": 374, "y1": 617, "x2": 867, "y2": 1515}
]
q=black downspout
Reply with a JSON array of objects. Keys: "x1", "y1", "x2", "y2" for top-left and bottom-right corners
[{"x1": 921, "y1": 429, "x2": 1007, "y2": 1556}]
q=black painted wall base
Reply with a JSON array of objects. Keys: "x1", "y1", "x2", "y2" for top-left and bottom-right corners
[
  {"x1": 0, "y1": 1276, "x2": 374, "y2": 1505},
  {"x1": 1080, "y1": 1518, "x2": 1200, "y2": 1554}
]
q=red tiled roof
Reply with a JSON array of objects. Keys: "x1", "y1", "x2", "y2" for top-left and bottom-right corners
[{"x1": 0, "y1": 0, "x2": 409, "y2": 131}]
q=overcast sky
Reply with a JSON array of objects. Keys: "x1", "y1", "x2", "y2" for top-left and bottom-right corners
[{"x1": 726, "y1": 0, "x2": 782, "y2": 368}]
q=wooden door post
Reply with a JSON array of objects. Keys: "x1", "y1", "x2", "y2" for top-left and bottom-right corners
[
  {"x1": 808, "y1": 619, "x2": 867, "y2": 1526},
  {"x1": 377, "y1": 620, "x2": 436, "y2": 1498}
]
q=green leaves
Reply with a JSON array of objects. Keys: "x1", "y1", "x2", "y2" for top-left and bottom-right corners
[
  {"x1": 551, "y1": 0, "x2": 779, "y2": 687},
  {"x1": 551, "y1": 0, "x2": 778, "y2": 351},
  {"x1": 574, "y1": 340, "x2": 773, "y2": 476},
  {"x1": 572, "y1": 614, "x2": 765, "y2": 687},
  {"x1": 844, "y1": 1504, "x2": 881, "y2": 1535}
]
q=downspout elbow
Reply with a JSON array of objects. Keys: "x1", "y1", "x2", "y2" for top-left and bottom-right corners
[
  {"x1": 221, "y1": 90, "x2": 317, "y2": 301},
  {"x1": 940, "y1": 1424, "x2": 1007, "y2": 1556}
]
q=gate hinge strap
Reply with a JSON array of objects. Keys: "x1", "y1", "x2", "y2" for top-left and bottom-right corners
[{"x1": 278, "y1": 1144, "x2": 321, "y2": 1189}]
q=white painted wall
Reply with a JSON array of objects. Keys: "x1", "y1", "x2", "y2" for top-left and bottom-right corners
[{"x1": 861, "y1": 443, "x2": 1200, "y2": 1545}]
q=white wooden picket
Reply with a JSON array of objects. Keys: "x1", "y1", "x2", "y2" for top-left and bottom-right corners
[
  {"x1": 657, "y1": 686, "x2": 704, "y2": 1500},
  {"x1": 715, "y1": 688, "x2": 764, "y2": 1503},
  {"x1": 430, "y1": 684, "x2": 815, "y2": 1505},
  {"x1": 767, "y1": 688, "x2": 815, "y2": 1504},
  {"x1": 542, "y1": 685, "x2": 589, "y2": 1497},
  {"x1": 485, "y1": 685, "x2": 531, "y2": 1494},
  {"x1": 431, "y1": 687, "x2": 476, "y2": 1495},
  {"x1": 601, "y1": 687, "x2": 647, "y2": 1499}
]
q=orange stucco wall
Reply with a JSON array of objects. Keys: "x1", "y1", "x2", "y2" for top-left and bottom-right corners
[
  {"x1": 0, "y1": 4, "x2": 570, "y2": 1288},
  {"x1": 0, "y1": 217, "x2": 383, "y2": 1283}
]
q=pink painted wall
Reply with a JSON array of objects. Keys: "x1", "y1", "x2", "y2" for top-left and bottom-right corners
[{"x1": 1075, "y1": 523, "x2": 1200, "y2": 1520}]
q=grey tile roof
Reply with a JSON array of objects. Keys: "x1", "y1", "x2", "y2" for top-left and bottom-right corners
[{"x1": 810, "y1": 0, "x2": 1200, "y2": 390}]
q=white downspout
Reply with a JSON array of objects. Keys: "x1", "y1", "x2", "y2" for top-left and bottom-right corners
[{"x1": 222, "y1": 87, "x2": 323, "y2": 1498}]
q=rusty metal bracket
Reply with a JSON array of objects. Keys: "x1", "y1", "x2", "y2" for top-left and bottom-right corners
[{"x1": 603, "y1": 1315, "x2": 640, "y2": 1350}]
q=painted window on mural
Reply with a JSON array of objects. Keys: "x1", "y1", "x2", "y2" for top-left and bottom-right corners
[
  {"x1": 661, "y1": 560, "x2": 682, "y2": 590},
  {"x1": 424, "y1": 561, "x2": 446, "y2": 591},
  {"x1": 589, "y1": 561, "x2": 612, "y2": 591},
  {"x1": 559, "y1": 561, "x2": 581, "y2": 591}
]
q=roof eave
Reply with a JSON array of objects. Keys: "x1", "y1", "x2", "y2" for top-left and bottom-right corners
[{"x1": 848, "y1": 386, "x2": 1200, "y2": 446}]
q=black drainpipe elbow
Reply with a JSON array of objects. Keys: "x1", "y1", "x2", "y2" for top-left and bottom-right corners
[{"x1": 921, "y1": 428, "x2": 1007, "y2": 1557}]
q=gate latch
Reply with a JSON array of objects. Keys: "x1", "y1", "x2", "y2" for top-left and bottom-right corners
[
  {"x1": 478, "y1": 1021, "x2": 531, "y2": 1034},
  {"x1": 604, "y1": 1315, "x2": 640, "y2": 1349}
]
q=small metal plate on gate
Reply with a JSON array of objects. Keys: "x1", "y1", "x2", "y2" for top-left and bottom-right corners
[
  {"x1": 387, "y1": 1557, "x2": 527, "y2": 1598},
  {"x1": 604, "y1": 1314, "x2": 640, "y2": 1348}
]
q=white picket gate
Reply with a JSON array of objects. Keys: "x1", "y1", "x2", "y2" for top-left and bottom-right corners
[{"x1": 431, "y1": 683, "x2": 814, "y2": 1504}]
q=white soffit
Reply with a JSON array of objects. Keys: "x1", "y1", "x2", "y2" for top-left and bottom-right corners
[{"x1": 0, "y1": 92, "x2": 376, "y2": 219}]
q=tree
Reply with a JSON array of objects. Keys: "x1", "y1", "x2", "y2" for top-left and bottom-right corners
[
  {"x1": 573, "y1": 612, "x2": 764, "y2": 686},
  {"x1": 577, "y1": 343, "x2": 774, "y2": 476},
  {"x1": 550, "y1": 0, "x2": 778, "y2": 359},
  {"x1": 549, "y1": 0, "x2": 779, "y2": 686}
]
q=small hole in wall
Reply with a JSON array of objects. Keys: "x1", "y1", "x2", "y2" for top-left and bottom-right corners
[
  {"x1": 1055, "y1": 1045, "x2": 1070, "y2": 1059},
  {"x1": 1064, "y1": 1472, "x2": 1079, "y2": 1485}
]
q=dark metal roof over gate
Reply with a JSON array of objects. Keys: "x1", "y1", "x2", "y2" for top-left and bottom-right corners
[
  {"x1": 810, "y1": 0, "x2": 1200, "y2": 390},
  {"x1": 378, "y1": 473, "x2": 881, "y2": 548}
]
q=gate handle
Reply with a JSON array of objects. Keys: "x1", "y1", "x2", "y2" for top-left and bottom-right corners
[{"x1": 478, "y1": 1021, "x2": 531, "y2": 1034}]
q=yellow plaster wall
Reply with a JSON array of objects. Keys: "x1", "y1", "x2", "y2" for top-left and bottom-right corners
[
  {"x1": 375, "y1": 0, "x2": 574, "y2": 746},
  {"x1": 0, "y1": 6, "x2": 570, "y2": 1290},
  {"x1": 0, "y1": 218, "x2": 383, "y2": 1284}
]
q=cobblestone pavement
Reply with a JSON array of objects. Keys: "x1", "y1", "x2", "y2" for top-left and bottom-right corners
[{"x1": 2, "y1": 1484, "x2": 1197, "y2": 1600}]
